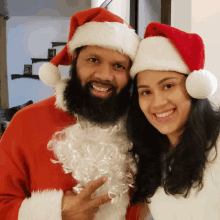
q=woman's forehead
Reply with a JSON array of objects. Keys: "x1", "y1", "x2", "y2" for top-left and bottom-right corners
[{"x1": 137, "y1": 70, "x2": 183, "y2": 86}]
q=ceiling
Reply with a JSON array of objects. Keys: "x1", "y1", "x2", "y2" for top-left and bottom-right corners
[{"x1": 1, "y1": 0, "x2": 91, "y2": 18}]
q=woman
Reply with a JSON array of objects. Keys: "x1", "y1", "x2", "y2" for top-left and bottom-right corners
[{"x1": 127, "y1": 22, "x2": 220, "y2": 220}]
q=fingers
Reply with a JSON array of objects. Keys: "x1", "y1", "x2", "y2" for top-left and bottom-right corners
[
  {"x1": 89, "y1": 207, "x2": 100, "y2": 219},
  {"x1": 80, "y1": 177, "x2": 107, "y2": 200},
  {"x1": 65, "y1": 190, "x2": 77, "y2": 196},
  {"x1": 88, "y1": 193, "x2": 112, "y2": 209}
]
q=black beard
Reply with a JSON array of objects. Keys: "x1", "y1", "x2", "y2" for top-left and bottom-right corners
[{"x1": 63, "y1": 60, "x2": 132, "y2": 124}]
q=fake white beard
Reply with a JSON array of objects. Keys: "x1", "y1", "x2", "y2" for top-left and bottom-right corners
[{"x1": 48, "y1": 115, "x2": 136, "y2": 220}]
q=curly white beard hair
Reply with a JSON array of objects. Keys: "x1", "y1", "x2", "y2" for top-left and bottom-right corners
[{"x1": 48, "y1": 115, "x2": 136, "y2": 220}]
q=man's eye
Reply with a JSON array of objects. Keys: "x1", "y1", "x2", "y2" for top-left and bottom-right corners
[
  {"x1": 115, "y1": 64, "x2": 125, "y2": 69},
  {"x1": 164, "y1": 84, "x2": 174, "y2": 90},
  {"x1": 88, "y1": 58, "x2": 98, "y2": 63}
]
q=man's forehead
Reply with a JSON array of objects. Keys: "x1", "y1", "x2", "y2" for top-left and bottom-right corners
[{"x1": 80, "y1": 45, "x2": 131, "y2": 63}]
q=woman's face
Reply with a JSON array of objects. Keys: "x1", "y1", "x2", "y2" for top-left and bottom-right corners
[{"x1": 137, "y1": 70, "x2": 191, "y2": 144}]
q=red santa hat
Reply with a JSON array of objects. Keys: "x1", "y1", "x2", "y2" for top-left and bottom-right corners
[
  {"x1": 130, "y1": 22, "x2": 218, "y2": 99},
  {"x1": 39, "y1": 7, "x2": 140, "y2": 89}
]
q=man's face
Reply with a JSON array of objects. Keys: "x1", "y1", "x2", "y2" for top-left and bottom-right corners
[
  {"x1": 64, "y1": 46, "x2": 132, "y2": 124},
  {"x1": 76, "y1": 46, "x2": 131, "y2": 98}
]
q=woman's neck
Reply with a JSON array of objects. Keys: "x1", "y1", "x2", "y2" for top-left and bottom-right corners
[{"x1": 167, "y1": 131, "x2": 182, "y2": 151}]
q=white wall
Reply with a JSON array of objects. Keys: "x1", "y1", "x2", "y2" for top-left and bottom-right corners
[
  {"x1": 6, "y1": 0, "x2": 91, "y2": 107},
  {"x1": 171, "y1": 0, "x2": 191, "y2": 33},
  {"x1": 107, "y1": 0, "x2": 130, "y2": 24},
  {"x1": 7, "y1": 0, "x2": 91, "y2": 17},
  {"x1": 171, "y1": 0, "x2": 220, "y2": 106},
  {"x1": 7, "y1": 17, "x2": 70, "y2": 107},
  {"x1": 138, "y1": 0, "x2": 161, "y2": 38},
  {"x1": 91, "y1": 0, "x2": 130, "y2": 24},
  {"x1": 91, "y1": 0, "x2": 105, "y2": 8}
]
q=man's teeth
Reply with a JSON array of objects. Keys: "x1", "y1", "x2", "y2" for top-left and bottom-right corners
[
  {"x1": 156, "y1": 109, "x2": 174, "y2": 118},
  {"x1": 92, "y1": 85, "x2": 110, "y2": 92}
]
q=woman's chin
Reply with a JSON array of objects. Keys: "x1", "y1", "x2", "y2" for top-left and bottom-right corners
[{"x1": 156, "y1": 125, "x2": 174, "y2": 135}]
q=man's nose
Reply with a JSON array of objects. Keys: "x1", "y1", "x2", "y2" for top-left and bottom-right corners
[{"x1": 94, "y1": 64, "x2": 114, "y2": 81}]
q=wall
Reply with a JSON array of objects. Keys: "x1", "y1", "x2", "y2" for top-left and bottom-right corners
[
  {"x1": 91, "y1": 0, "x2": 130, "y2": 24},
  {"x1": 6, "y1": 0, "x2": 91, "y2": 107},
  {"x1": 171, "y1": 0, "x2": 191, "y2": 33},
  {"x1": 138, "y1": 0, "x2": 161, "y2": 38},
  {"x1": 7, "y1": 17, "x2": 70, "y2": 107},
  {"x1": 7, "y1": 0, "x2": 91, "y2": 17},
  {"x1": 91, "y1": 0, "x2": 105, "y2": 8},
  {"x1": 171, "y1": 0, "x2": 220, "y2": 106},
  {"x1": 107, "y1": 0, "x2": 130, "y2": 24}
]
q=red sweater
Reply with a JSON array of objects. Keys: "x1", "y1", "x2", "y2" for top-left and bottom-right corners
[{"x1": 0, "y1": 96, "x2": 140, "y2": 220}]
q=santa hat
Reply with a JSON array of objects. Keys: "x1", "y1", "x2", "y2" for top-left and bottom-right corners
[
  {"x1": 130, "y1": 22, "x2": 218, "y2": 99},
  {"x1": 39, "y1": 7, "x2": 140, "y2": 89}
]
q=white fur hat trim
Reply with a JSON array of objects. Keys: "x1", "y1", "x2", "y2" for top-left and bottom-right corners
[
  {"x1": 39, "y1": 63, "x2": 61, "y2": 87},
  {"x1": 55, "y1": 78, "x2": 68, "y2": 111},
  {"x1": 186, "y1": 69, "x2": 218, "y2": 99},
  {"x1": 130, "y1": 36, "x2": 190, "y2": 78},
  {"x1": 68, "y1": 22, "x2": 140, "y2": 62}
]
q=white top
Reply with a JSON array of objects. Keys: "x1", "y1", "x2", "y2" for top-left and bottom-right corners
[{"x1": 148, "y1": 138, "x2": 220, "y2": 220}]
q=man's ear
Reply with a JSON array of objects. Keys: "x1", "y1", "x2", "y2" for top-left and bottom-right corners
[{"x1": 72, "y1": 50, "x2": 78, "y2": 62}]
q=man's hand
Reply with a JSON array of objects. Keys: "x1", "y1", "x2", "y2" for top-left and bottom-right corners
[{"x1": 62, "y1": 177, "x2": 111, "y2": 220}]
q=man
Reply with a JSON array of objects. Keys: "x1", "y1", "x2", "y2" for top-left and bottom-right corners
[{"x1": 0, "y1": 7, "x2": 141, "y2": 220}]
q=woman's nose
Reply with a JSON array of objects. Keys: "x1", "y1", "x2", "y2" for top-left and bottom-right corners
[{"x1": 152, "y1": 93, "x2": 167, "y2": 108}]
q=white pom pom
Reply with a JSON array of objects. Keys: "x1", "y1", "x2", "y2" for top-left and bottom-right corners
[
  {"x1": 185, "y1": 69, "x2": 218, "y2": 99},
  {"x1": 39, "y1": 63, "x2": 61, "y2": 87}
]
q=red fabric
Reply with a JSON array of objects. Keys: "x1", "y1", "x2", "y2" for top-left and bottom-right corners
[
  {"x1": 144, "y1": 22, "x2": 205, "y2": 72},
  {"x1": 0, "y1": 96, "x2": 140, "y2": 219},
  {"x1": 51, "y1": 7, "x2": 126, "y2": 67},
  {"x1": 126, "y1": 204, "x2": 142, "y2": 220},
  {"x1": 68, "y1": 7, "x2": 124, "y2": 42},
  {"x1": 51, "y1": 44, "x2": 73, "y2": 66}
]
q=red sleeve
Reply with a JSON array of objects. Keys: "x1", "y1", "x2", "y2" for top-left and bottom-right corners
[{"x1": 0, "y1": 117, "x2": 28, "y2": 219}]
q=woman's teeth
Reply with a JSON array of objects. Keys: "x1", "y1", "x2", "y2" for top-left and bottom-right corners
[
  {"x1": 92, "y1": 85, "x2": 110, "y2": 92},
  {"x1": 156, "y1": 109, "x2": 174, "y2": 118}
]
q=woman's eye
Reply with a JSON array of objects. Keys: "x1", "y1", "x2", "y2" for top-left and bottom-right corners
[
  {"x1": 164, "y1": 84, "x2": 174, "y2": 90},
  {"x1": 140, "y1": 90, "x2": 151, "y2": 95}
]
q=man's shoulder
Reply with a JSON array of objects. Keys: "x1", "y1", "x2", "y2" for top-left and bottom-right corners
[
  {"x1": 21, "y1": 95, "x2": 76, "y2": 119},
  {"x1": 16, "y1": 96, "x2": 64, "y2": 118},
  {"x1": 6, "y1": 95, "x2": 77, "y2": 132},
  {"x1": 12, "y1": 95, "x2": 75, "y2": 124},
  {"x1": 19, "y1": 96, "x2": 56, "y2": 113}
]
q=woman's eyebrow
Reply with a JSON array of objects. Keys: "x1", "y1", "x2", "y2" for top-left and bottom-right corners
[
  {"x1": 137, "y1": 85, "x2": 149, "y2": 89},
  {"x1": 158, "y1": 77, "x2": 177, "y2": 85},
  {"x1": 137, "y1": 77, "x2": 177, "y2": 89}
]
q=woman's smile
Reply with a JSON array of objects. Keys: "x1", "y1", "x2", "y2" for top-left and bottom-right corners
[{"x1": 154, "y1": 108, "x2": 176, "y2": 123}]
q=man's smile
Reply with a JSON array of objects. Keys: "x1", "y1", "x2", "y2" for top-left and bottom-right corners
[{"x1": 90, "y1": 82, "x2": 115, "y2": 98}]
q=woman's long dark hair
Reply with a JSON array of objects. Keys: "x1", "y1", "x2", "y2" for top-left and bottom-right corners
[{"x1": 127, "y1": 76, "x2": 220, "y2": 204}]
